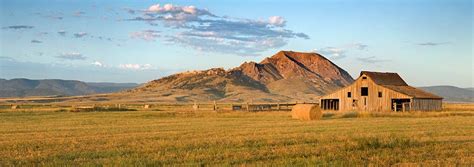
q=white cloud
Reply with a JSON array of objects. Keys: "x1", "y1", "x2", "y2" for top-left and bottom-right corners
[
  {"x1": 167, "y1": 33, "x2": 288, "y2": 56},
  {"x1": 314, "y1": 43, "x2": 368, "y2": 60},
  {"x1": 31, "y1": 39, "x2": 42, "y2": 43},
  {"x1": 349, "y1": 43, "x2": 368, "y2": 50},
  {"x1": 56, "y1": 52, "x2": 86, "y2": 60},
  {"x1": 73, "y1": 32, "x2": 88, "y2": 38},
  {"x1": 119, "y1": 63, "x2": 153, "y2": 70},
  {"x1": 142, "y1": 64, "x2": 152, "y2": 69},
  {"x1": 130, "y1": 30, "x2": 160, "y2": 41},
  {"x1": 126, "y1": 3, "x2": 308, "y2": 56},
  {"x1": 34, "y1": 12, "x2": 63, "y2": 20},
  {"x1": 92, "y1": 61, "x2": 104, "y2": 67},
  {"x1": 417, "y1": 42, "x2": 449, "y2": 46},
  {"x1": 147, "y1": 4, "x2": 207, "y2": 15},
  {"x1": 58, "y1": 30, "x2": 66, "y2": 36},
  {"x1": 268, "y1": 16, "x2": 286, "y2": 27},
  {"x1": 356, "y1": 56, "x2": 389, "y2": 64},
  {"x1": 182, "y1": 6, "x2": 197, "y2": 14},
  {"x1": 144, "y1": 3, "x2": 213, "y2": 26},
  {"x1": 2, "y1": 25, "x2": 34, "y2": 30},
  {"x1": 74, "y1": 11, "x2": 85, "y2": 17},
  {"x1": 314, "y1": 47, "x2": 347, "y2": 59},
  {"x1": 148, "y1": 4, "x2": 162, "y2": 12}
]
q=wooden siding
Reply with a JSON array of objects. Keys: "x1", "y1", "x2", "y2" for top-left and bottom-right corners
[
  {"x1": 320, "y1": 74, "x2": 442, "y2": 112},
  {"x1": 412, "y1": 99, "x2": 442, "y2": 111}
]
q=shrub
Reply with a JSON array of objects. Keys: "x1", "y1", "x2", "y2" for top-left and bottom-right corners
[
  {"x1": 340, "y1": 112, "x2": 359, "y2": 118},
  {"x1": 322, "y1": 112, "x2": 335, "y2": 118},
  {"x1": 55, "y1": 109, "x2": 69, "y2": 112}
]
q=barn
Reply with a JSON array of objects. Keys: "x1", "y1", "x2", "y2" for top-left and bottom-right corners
[{"x1": 320, "y1": 71, "x2": 443, "y2": 112}]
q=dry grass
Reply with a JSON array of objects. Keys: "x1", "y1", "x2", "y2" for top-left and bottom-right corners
[
  {"x1": 443, "y1": 103, "x2": 474, "y2": 111},
  {"x1": 0, "y1": 107, "x2": 473, "y2": 166}
]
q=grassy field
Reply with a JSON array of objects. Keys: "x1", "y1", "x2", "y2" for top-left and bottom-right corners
[{"x1": 0, "y1": 108, "x2": 473, "y2": 165}]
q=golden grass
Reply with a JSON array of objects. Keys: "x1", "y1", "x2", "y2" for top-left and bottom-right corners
[
  {"x1": 443, "y1": 103, "x2": 474, "y2": 111},
  {"x1": 0, "y1": 108, "x2": 473, "y2": 165}
]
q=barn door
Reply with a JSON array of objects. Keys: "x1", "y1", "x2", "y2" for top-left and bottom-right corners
[{"x1": 391, "y1": 99, "x2": 411, "y2": 112}]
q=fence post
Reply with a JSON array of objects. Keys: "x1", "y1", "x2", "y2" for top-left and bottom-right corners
[{"x1": 213, "y1": 101, "x2": 217, "y2": 111}]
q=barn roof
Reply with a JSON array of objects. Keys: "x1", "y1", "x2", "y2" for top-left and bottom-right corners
[
  {"x1": 360, "y1": 71, "x2": 442, "y2": 99},
  {"x1": 360, "y1": 71, "x2": 408, "y2": 86},
  {"x1": 383, "y1": 85, "x2": 443, "y2": 99}
]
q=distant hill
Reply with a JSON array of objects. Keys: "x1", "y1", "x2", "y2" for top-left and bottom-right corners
[
  {"x1": 126, "y1": 51, "x2": 354, "y2": 103},
  {"x1": 86, "y1": 82, "x2": 141, "y2": 93},
  {"x1": 419, "y1": 86, "x2": 474, "y2": 102},
  {"x1": 0, "y1": 78, "x2": 138, "y2": 97}
]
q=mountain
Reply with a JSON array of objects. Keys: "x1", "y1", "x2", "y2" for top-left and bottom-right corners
[
  {"x1": 86, "y1": 82, "x2": 141, "y2": 93},
  {"x1": 126, "y1": 51, "x2": 354, "y2": 103},
  {"x1": 419, "y1": 86, "x2": 474, "y2": 102},
  {"x1": 0, "y1": 78, "x2": 138, "y2": 97}
]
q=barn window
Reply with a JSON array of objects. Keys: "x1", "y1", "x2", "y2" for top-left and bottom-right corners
[
  {"x1": 378, "y1": 92, "x2": 382, "y2": 97},
  {"x1": 361, "y1": 87, "x2": 368, "y2": 96},
  {"x1": 347, "y1": 92, "x2": 351, "y2": 98},
  {"x1": 362, "y1": 76, "x2": 367, "y2": 79}
]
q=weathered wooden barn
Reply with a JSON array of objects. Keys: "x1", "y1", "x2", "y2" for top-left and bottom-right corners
[{"x1": 320, "y1": 71, "x2": 442, "y2": 112}]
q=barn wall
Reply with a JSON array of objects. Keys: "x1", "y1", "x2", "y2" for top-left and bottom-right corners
[
  {"x1": 412, "y1": 99, "x2": 442, "y2": 111},
  {"x1": 320, "y1": 74, "x2": 411, "y2": 112}
]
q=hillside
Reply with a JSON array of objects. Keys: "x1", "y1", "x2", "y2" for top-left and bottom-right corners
[
  {"x1": 0, "y1": 79, "x2": 138, "y2": 97},
  {"x1": 419, "y1": 86, "x2": 474, "y2": 102},
  {"x1": 126, "y1": 51, "x2": 354, "y2": 103}
]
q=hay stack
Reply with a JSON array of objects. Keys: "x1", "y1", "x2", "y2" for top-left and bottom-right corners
[{"x1": 291, "y1": 104, "x2": 322, "y2": 120}]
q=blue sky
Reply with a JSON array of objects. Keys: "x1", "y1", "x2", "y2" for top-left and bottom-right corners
[{"x1": 0, "y1": 0, "x2": 472, "y2": 87}]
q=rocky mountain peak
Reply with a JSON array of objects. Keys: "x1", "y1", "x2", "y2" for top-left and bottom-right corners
[
  {"x1": 129, "y1": 50, "x2": 355, "y2": 102},
  {"x1": 259, "y1": 50, "x2": 353, "y2": 86}
]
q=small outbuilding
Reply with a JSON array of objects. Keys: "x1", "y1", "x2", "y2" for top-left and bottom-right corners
[{"x1": 320, "y1": 71, "x2": 443, "y2": 112}]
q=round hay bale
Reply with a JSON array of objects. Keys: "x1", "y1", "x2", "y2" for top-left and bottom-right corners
[{"x1": 291, "y1": 104, "x2": 322, "y2": 121}]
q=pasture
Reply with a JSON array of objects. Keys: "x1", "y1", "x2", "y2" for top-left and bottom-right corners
[{"x1": 0, "y1": 103, "x2": 473, "y2": 165}]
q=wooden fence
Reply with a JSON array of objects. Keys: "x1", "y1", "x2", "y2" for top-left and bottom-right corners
[{"x1": 0, "y1": 102, "x2": 318, "y2": 112}]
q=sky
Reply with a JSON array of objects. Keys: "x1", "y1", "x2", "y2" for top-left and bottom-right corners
[{"x1": 0, "y1": 0, "x2": 472, "y2": 87}]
